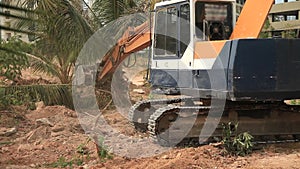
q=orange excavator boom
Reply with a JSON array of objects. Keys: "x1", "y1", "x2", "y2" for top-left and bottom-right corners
[
  {"x1": 98, "y1": 22, "x2": 151, "y2": 79},
  {"x1": 230, "y1": 0, "x2": 274, "y2": 39}
]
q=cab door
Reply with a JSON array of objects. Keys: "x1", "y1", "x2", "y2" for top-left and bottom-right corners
[{"x1": 151, "y1": 3, "x2": 190, "y2": 87}]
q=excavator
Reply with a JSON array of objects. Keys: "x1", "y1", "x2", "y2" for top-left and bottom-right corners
[{"x1": 98, "y1": 0, "x2": 300, "y2": 146}]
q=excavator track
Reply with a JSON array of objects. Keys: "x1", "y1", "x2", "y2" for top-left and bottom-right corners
[
  {"x1": 148, "y1": 105, "x2": 213, "y2": 146},
  {"x1": 128, "y1": 97, "x2": 198, "y2": 132},
  {"x1": 129, "y1": 97, "x2": 300, "y2": 147}
]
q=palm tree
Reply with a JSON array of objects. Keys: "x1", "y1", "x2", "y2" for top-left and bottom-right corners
[
  {"x1": 0, "y1": 0, "x2": 94, "y2": 109},
  {"x1": 92, "y1": 0, "x2": 134, "y2": 27},
  {"x1": 17, "y1": 0, "x2": 94, "y2": 84},
  {"x1": 0, "y1": 0, "x2": 163, "y2": 109},
  {"x1": 0, "y1": 1, "x2": 33, "y2": 82},
  {"x1": 91, "y1": 0, "x2": 161, "y2": 28}
]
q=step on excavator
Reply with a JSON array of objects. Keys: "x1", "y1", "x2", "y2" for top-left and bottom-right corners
[{"x1": 98, "y1": 0, "x2": 300, "y2": 146}]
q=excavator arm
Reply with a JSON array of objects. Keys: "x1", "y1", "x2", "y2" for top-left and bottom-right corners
[
  {"x1": 98, "y1": 0, "x2": 274, "y2": 79},
  {"x1": 230, "y1": 0, "x2": 274, "y2": 39},
  {"x1": 98, "y1": 22, "x2": 151, "y2": 79}
]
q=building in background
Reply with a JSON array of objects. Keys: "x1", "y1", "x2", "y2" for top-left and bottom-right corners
[
  {"x1": 237, "y1": 0, "x2": 300, "y2": 38},
  {"x1": 268, "y1": 0, "x2": 300, "y2": 38},
  {"x1": 83, "y1": 0, "x2": 95, "y2": 12},
  {"x1": 0, "y1": 0, "x2": 30, "y2": 42},
  {"x1": 87, "y1": 0, "x2": 95, "y2": 9},
  {"x1": 236, "y1": 0, "x2": 246, "y2": 16},
  {"x1": 82, "y1": 0, "x2": 96, "y2": 19}
]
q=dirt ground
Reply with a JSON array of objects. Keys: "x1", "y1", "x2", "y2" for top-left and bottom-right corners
[
  {"x1": 1, "y1": 69, "x2": 300, "y2": 169},
  {"x1": 1, "y1": 105, "x2": 300, "y2": 169}
]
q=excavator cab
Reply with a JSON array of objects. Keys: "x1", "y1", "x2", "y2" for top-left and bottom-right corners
[
  {"x1": 153, "y1": 0, "x2": 235, "y2": 55},
  {"x1": 151, "y1": 0, "x2": 236, "y2": 89}
]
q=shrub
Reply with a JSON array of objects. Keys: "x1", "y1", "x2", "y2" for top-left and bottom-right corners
[
  {"x1": 0, "y1": 36, "x2": 31, "y2": 81},
  {"x1": 222, "y1": 122, "x2": 254, "y2": 156}
]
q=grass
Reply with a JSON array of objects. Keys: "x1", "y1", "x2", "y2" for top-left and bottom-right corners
[
  {"x1": 45, "y1": 138, "x2": 92, "y2": 168},
  {"x1": 289, "y1": 100, "x2": 300, "y2": 105},
  {"x1": 46, "y1": 156, "x2": 83, "y2": 168},
  {"x1": 95, "y1": 136, "x2": 113, "y2": 162}
]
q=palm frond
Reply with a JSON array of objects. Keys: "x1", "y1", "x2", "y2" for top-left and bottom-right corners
[
  {"x1": 0, "y1": 11, "x2": 32, "y2": 21},
  {"x1": 2, "y1": 84, "x2": 74, "y2": 109},
  {"x1": 27, "y1": 53, "x2": 61, "y2": 78},
  {"x1": 92, "y1": 0, "x2": 126, "y2": 26},
  {"x1": 0, "y1": 37, "x2": 31, "y2": 80},
  {"x1": 0, "y1": 25, "x2": 35, "y2": 35}
]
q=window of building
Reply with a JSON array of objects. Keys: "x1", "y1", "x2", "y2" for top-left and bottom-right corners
[
  {"x1": 4, "y1": 21, "x2": 11, "y2": 28},
  {"x1": 2, "y1": 0, "x2": 11, "y2": 5},
  {"x1": 6, "y1": 33, "x2": 12, "y2": 40},
  {"x1": 5, "y1": 10, "x2": 10, "y2": 19}
]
